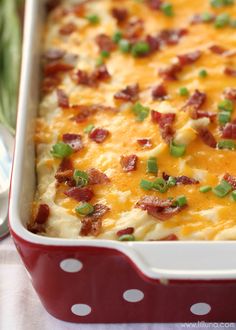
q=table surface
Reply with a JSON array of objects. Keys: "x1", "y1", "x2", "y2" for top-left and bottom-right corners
[{"x1": 0, "y1": 236, "x2": 234, "y2": 330}]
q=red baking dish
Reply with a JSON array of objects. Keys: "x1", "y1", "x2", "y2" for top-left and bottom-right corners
[{"x1": 9, "y1": 0, "x2": 236, "y2": 323}]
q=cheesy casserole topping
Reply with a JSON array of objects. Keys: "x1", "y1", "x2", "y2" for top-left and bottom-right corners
[{"x1": 29, "y1": 0, "x2": 236, "y2": 241}]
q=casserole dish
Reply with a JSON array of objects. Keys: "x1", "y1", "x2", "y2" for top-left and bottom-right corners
[{"x1": 9, "y1": 0, "x2": 236, "y2": 323}]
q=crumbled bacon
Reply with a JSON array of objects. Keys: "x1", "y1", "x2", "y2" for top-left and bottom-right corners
[
  {"x1": 183, "y1": 90, "x2": 206, "y2": 110},
  {"x1": 35, "y1": 204, "x2": 50, "y2": 224},
  {"x1": 57, "y1": 89, "x2": 69, "y2": 108},
  {"x1": 190, "y1": 109, "x2": 216, "y2": 122},
  {"x1": 89, "y1": 128, "x2": 110, "y2": 143},
  {"x1": 221, "y1": 123, "x2": 236, "y2": 139},
  {"x1": 209, "y1": 45, "x2": 226, "y2": 55},
  {"x1": 198, "y1": 128, "x2": 217, "y2": 148},
  {"x1": 145, "y1": 0, "x2": 163, "y2": 10},
  {"x1": 42, "y1": 76, "x2": 61, "y2": 93},
  {"x1": 158, "y1": 63, "x2": 182, "y2": 81},
  {"x1": 44, "y1": 61, "x2": 74, "y2": 76},
  {"x1": 92, "y1": 64, "x2": 111, "y2": 82},
  {"x1": 59, "y1": 22, "x2": 76, "y2": 35},
  {"x1": 44, "y1": 48, "x2": 65, "y2": 61},
  {"x1": 116, "y1": 227, "x2": 134, "y2": 237},
  {"x1": 80, "y1": 204, "x2": 110, "y2": 236},
  {"x1": 151, "y1": 83, "x2": 167, "y2": 100},
  {"x1": 55, "y1": 158, "x2": 75, "y2": 186},
  {"x1": 76, "y1": 70, "x2": 94, "y2": 87},
  {"x1": 114, "y1": 83, "x2": 139, "y2": 102},
  {"x1": 136, "y1": 195, "x2": 186, "y2": 221},
  {"x1": 62, "y1": 133, "x2": 83, "y2": 151},
  {"x1": 159, "y1": 234, "x2": 178, "y2": 241},
  {"x1": 124, "y1": 18, "x2": 144, "y2": 40},
  {"x1": 95, "y1": 34, "x2": 116, "y2": 52},
  {"x1": 157, "y1": 28, "x2": 188, "y2": 46},
  {"x1": 111, "y1": 7, "x2": 128, "y2": 23},
  {"x1": 146, "y1": 35, "x2": 160, "y2": 53},
  {"x1": 177, "y1": 50, "x2": 202, "y2": 66},
  {"x1": 224, "y1": 88, "x2": 236, "y2": 101},
  {"x1": 120, "y1": 154, "x2": 138, "y2": 172},
  {"x1": 65, "y1": 187, "x2": 94, "y2": 202},
  {"x1": 162, "y1": 172, "x2": 199, "y2": 185},
  {"x1": 224, "y1": 67, "x2": 236, "y2": 77},
  {"x1": 151, "y1": 111, "x2": 175, "y2": 143},
  {"x1": 137, "y1": 138, "x2": 152, "y2": 148},
  {"x1": 71, "y1": 104, "x2": 117, "y2": 123},
  {"x1": 223, "y1": 173, "x2": 236, "y2": 190},
  {"x1": 87, "y1": 168, "x2": 110, "y2": 185}
]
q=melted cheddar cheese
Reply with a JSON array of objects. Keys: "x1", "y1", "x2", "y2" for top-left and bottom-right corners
[{"x1": 30, "y1": 0, "x2": 236, "y2": 240}]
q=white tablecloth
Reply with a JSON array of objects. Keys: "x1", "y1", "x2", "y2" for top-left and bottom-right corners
[{"x1": 0, "y1": 236, "x2": 234, "y2": 330}]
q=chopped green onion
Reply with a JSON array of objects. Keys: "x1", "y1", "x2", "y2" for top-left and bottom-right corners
[
  {"x1": 218, "y1": 99, "x2": 234, "y2": 112},
  {"x1": 210, "y1": 0, "x2": 234, "y2": 7},
  {"x1": 96, "y1": 57, "x2": 104, "y2": 66},
  {"x1": 232, "y1": 190, "x2": 236, "y2": 201},
  {"x1": 160, "y1": 2, "x2": 174, "y2": 16},
  {"x1": 214, "y1": 13, "x2": 230, "y2": 28},
  {"x1": 73, "y1": 170, "x2": 89, "y2": 187},
  {"x1": 167, "y1": 176, "x2": 177, "y2": 187},
  {"x1": 218, "y1": 111, "x2": 231, "y2": 125},
  {"x1": 199, "y1": 69, "x2": 208, "y2": 78},
  {"x1": 199, "y1": 185, "x2": 212, "y2": 193},
  {"x1": 84, "y1": 124, "x2": 95, "y2": 133},
  {"x1": 50, "y1": 142, "x2": 73, "y2": 158},
  {"x1": 118, "y1": 234, "x2": 135, "y2": 241},
  {"x1": 153, "y1": 178, "x2": 168, "y2": 193},
  {"x1": 132, "y1": 102, "x2": 150, "y2": 121},
  {"x1": 174, "y1": 195, "x2": 187, "y2": 207},
  {"x1": 170, "y1": 141, "x2": 186, "y2": 158},
  {"x1": 101, "y1": 50, "x2": 110, "y2": 58},
  {"x1": 75, "y1": 202, "x2": 94, "y2": 215},
  {"x1": 213, "y1": 179, "x2": 232, "y2": 197},
  {"x1": 201, "y1": 12, "x2": 214, "y2": 22},
  {"x1": 217, "y1": 140, "x2": 236, "y2": 150},
  {"x1": 179, "y1": 87, "x2": 189, "y2": 97},
  {"x1": 119, "y1": 39, "x2": 131, "y2": 53},
  {"x1": 147, "y1": 157, "x2": 158, "y2": 175},
  {"x1": 86, "y1": 14, "x2": 100, "y2": 24},
  {"x1": 131, "y1": 42, "x2": 150, "y2": 57},
  {"x1": 112, "y1": 31, "x2": 123, "y2": 43},
  {"x1": 140, "y1": 179, "x2": 154, "y2": 190}
]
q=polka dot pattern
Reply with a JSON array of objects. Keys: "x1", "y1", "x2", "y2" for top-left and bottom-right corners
[
  {"x1": 123, "y1": 289, "x2": 144, "y2": 303},
  {"x1": 71, "y1": 304, "x2": 92, "y2": 316},
  {"x1": 190, "y1": 302, "x2": 211, "y2": 316},
  {"x1": 60, "y1": 258, "x2": 83, "y2": 273}
]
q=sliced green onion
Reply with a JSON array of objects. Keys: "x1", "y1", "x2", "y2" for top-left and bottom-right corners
[
  {"x1": 84, "y1": 124, "x2": 95, "y2": 133},
  {"x1": 132, "y1": 102, "x2": 150, "y2": 122},
  {"x1": 73, "y1": 170, "x2": 89, "y2": 187},
  {"x1": 170, "y1": 141, "x2": 186, "y2": 158},
  {"x1": 232, "y1": 190, "x2": 236, "y2": 201},
  {"x1": 153, "y1": 178, "x2": 168, "y2": 193},
  {"x1": 174, "y1": 195, "x2": 187, "y2": 207},
  {"x1": 50, "y1": 142, "x2": 73, "y2": 158},
  {"x1": 167, "y1": 176, "x2": 177, "y2": 187},
  {"x1": 147, "y1": 157, "x2": 158, "y2": 175},
  {"x1": 131, "y1": 42, "x2": 150, "y2": 57},
  {"x1": 160, "y1": 2, "x2": 174, "y2": 16},
  {"x1": 199, "y1": 69, "x2": 208, "y2": 78},
  {"x1": 218, "y1": 111, "x2": 231, "y2": 125},
  {"x1": 214, "y1": 13, "x2": 230, "y2": 28},
  {"x1": 118, "y1": 234, "x2": 135, "y2": 241},
  {"x1": 75, "y1": 202, "x2": 94, "y2": 215},
  {"x1": 201, "y1": 12, "x2": 214, "y2": 22},
  {"x1": 210, "y1": 0, "x2": 234, "y2": 7},
  {"x1": 112, "y1": 31, "x2": 123, "y2": 43},
  {"x1": 218, "y1": 99, "x2": 234, "y2": 112},
  {"x1": 179, "y1": 87, "x2": 189, "y2": 97},
  {"x1": 101, "y1": 50, "x2": 110, "y2": 58},
  {"x1": 96, "y1": 57, "x2": 104, "y2": 66},
  {"x1": 213, "y1": 179, "x2": 232, "y2": 197},
  {"x1": 140, "y1": 179, "x2": 154, "y2": 190},
  {"x1": 217, "y1": 140, "x2": 236, "y2": 150},
  {"x1": 199, "y1": 185, "x2": 212, "y2": 193},
  {"x1": 119, "y1": 39, "x2": 131, "y2": 53},
  {"x1": 86, "y1": 14, "x2": 100, "y2": 24}
]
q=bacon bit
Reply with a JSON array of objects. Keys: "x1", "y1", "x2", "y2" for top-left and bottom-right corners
[
  {"x1": 92, "y1": 64, "x2": 111, "y2": 82},
  {"x1": 223, "y1": 173, "x2": 236, "y2": 190},
  {"x1": 190, "y1": 109, "x2": 216, "y2": 122},
  {"x1": 124, "y1": 18, "x2": 144, "y2": 40},
  {"x1": 183, "y1": 90, "x2": 206, "y2": 110},
  {"x1": 152, "y1": 83, "x2": 167, "y2": 100},
  {"x1": 177, "y1": 50, "x2": 202, "y2": 66},
  {"x1": 43, "y1": 48, "x2": 65, "y2": 61},
  {"x1": 62, "y1": 133, "x2": 83, "y2": 152},
  {"x1": 76, "y1": 70, "x2": 94, "y2": 87},
  {"x1": 59, "y1": 22, "x2": 76, "y2": 35},
  {"x1": 35, "y1": 204, "x2": 50, "y2": 224},
  {"x1": 145, "y1": 0, "x2": 163, "y2": 10},
  {"x1": 224, "y1": 88, "x2": 236, "y2": 101},
  {"x1": 117, "y1": 227, "x2": 134, "y2": 237},
  {"x1": 65, "y1": 187, "x2": 94, "y2": 202},
  {"x1": 76, "y1": 65, "x2": 111, "y2": 86},
  {"x1": 146, "y1": 35, "x2": 160, "y2": 53},
  {"x1": 224, "y1": 67, "x2": 236, "y2": 77},
  {"x1": 137, "y1": 138, "x2": 152, "y2": 148},
  {"x1": 209, "y1": 45, "x2": 226, "y2": 55},
  {"x1": 157, "y1": 28, "x2": 188, "y2": 46},
  {"x1": 158, "y1": 63, "x2": 182, "y2": 81},
  {"x1": 72, "y1": 3, "x2": 85, "y2": 17},
  {"x1": 222, "y1": 123, "x2": 236, "y2": 139},
  {"x1": 95, "y1": 34, "x2": 116, "y2": 52},
  {"x1": 159, "y1": 234, "x2": 178, "y2": 241},
  {"x1": 44, "y1": 61, "x2": 74, "y2": 76},
  {"x1": 80, "y1": 204, "x2": 110, "y2": 236},
  {"x1": 136, "y1": 195, "x2": 186, "y2": 221},
  {"x1": 111, "y1": 8, "x2": 128, "y2": 23},
  {"x1": 151, "y1": 111, "x2": 175, "y2": 127},
  {"x1": 162, "y1": 172, "x2": 199, "y2": 185},
  {"x1": 57, "y1": 89, "x2": 69, "y2": 108},
  {"x1": 42, "y1": 76, "x2": 61, "y2": 94},
  {"x1": 89, "y1": 128, "x2": 110, "y2": 143},
  {"x1": 198, "y1": 128, "x2": 217, "y2": 148},
  {"x1": 87, "y1": 168, "x2": 110, "y2": 185},
  {"x1": 71, "y1": 104, "x2": 117, "y2": 123},
  {"x1": 114, "y1": 83, "x2": 139, "y2": 102},
  {"x1": 55, "y1": 158, "x2": 75, "y2": 186},
  {"x1": 120, "y1": 154, "x2": 138, "y2": 172}
]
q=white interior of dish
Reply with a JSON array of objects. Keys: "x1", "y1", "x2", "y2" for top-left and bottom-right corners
[{"x1": 9, "y1": 0, "x2": 236, "y2": 281}]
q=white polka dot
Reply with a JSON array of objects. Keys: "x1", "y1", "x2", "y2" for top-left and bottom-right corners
[
  {"x1": 190, "y1": 303, "x2": 211, "y2": 316},
  {"x1": 123, "y1": 289, "x2": 144, "y2": 303},
  {"x1": 60, "y1": 259, "x2": 83, "y2": 273},
  {"x1": 71, "y1": 304, "x2": 91, "y2": 316}
]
